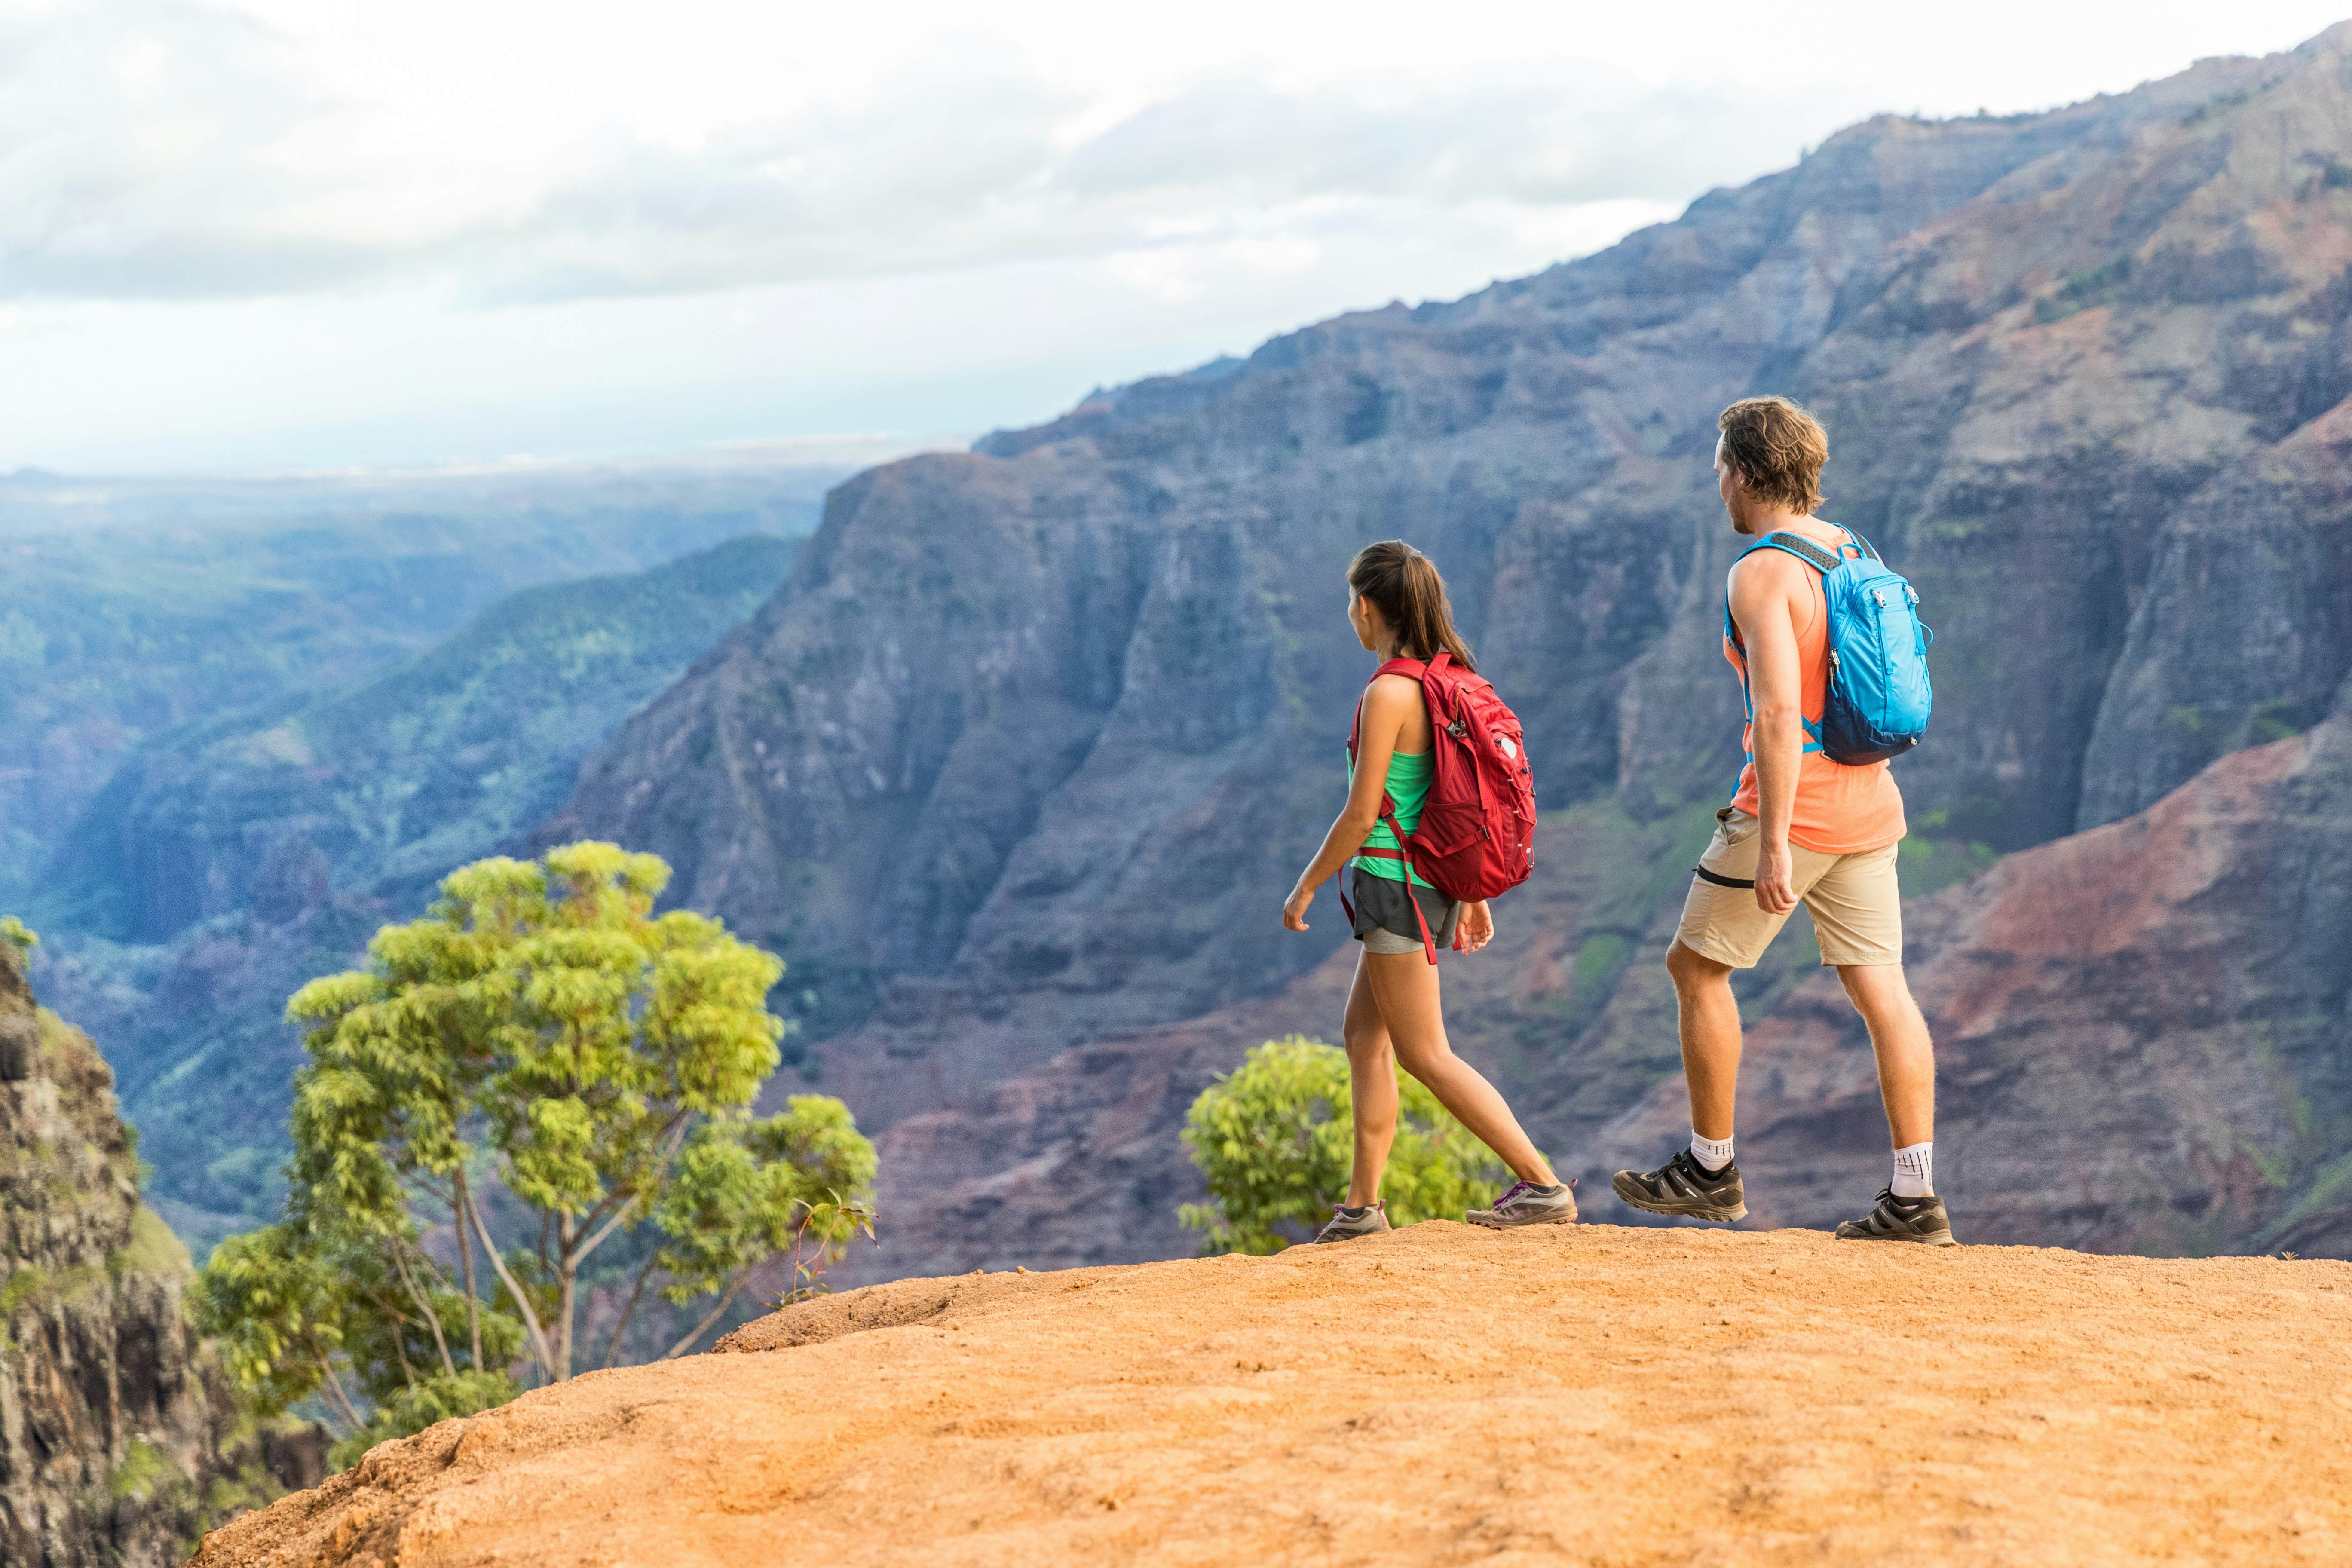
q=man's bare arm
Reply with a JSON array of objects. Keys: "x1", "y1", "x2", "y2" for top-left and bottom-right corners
[{"x1": 1730, "y1": 555, "x2": 1806, "y2": 915}]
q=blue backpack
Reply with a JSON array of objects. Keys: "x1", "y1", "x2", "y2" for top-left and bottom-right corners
[{"x1": 1728, "y1": 527, "x2": 1934, "y2": 765}]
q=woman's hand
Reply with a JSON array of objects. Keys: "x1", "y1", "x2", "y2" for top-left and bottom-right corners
[
  {"x1": 1283, "y1": 881, "x2": 1316, "y2": 932},
  {"x1": 1455, "y1": 899, "x2": 1494, "y2": 952}
]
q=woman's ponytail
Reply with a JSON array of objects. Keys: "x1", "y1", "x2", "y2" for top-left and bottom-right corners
[{"x1": 1346, "y1": 540, "x2": 1476, "y2": 671}]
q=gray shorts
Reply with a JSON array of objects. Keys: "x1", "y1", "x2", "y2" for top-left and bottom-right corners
[{"x1": 1348, "y1": 864, "x2": 1460, "y2": 954}]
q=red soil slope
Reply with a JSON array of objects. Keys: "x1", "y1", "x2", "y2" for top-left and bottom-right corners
[{"x1": 193, "y1": 1224, "x2": 2351, "y2": 1567}]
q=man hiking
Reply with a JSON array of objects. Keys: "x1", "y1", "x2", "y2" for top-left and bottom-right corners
[{"x1": 1613, "y1": 396, "x2": 1954, "y2": 1246}]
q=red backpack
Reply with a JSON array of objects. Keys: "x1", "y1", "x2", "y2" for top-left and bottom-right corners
[{"x1": 1341, "y1": 652, "x2": 1537, "y2": 963}]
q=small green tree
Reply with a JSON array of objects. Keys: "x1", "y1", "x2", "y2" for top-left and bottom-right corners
[
  {"x1": 200, "y1": 842, "x2": 877, "y2": 1462},
  {"x1": 1179, "y1": 1035, "x2": 1506, "y2": 1254}
]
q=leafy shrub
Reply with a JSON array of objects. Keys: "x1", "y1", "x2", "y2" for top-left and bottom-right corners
[
  {"x1": 2034, "y1": 256, "x2": 2132, "y2": 324},
  {"x1": 1179, "y1": 1035, "x2": 1505, "y2": 1254},
  {"x1": 199, "y1": 841, "x2": 879, "y2": 1470}
]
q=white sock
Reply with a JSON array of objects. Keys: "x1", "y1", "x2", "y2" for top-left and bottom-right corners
[
  {"x1": 1689, "y1": 1130, "x2": 1734, "y2": 1173},
  {"x1": 1892, "y1": 1142, "x2": 1934, "y2": 1199}
]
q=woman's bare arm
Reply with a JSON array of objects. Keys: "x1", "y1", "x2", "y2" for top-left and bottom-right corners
[{"x1": 1283, "y1": 676, "x2": 1417, "y2": 931}]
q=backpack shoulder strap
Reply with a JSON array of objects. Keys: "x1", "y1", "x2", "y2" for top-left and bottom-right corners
[
  {"x1": 1727, "y1": 533, "x2": 1834, "y2": 656},
  {"x1": 1739, "y1": 531, "x2": 1842, "y2": 573},
  {"x1": 1351, "y1": 656, "x2": 1431, "y2": 761}
]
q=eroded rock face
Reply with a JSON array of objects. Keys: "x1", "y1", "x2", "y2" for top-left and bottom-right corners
[
  {"x1": 823, "y1": 702, "x2": 2352, "y2": 1283},
  {"x1": 0, "y1": 941, "x2": 315, "y2": 1566},
  {"x1": 545, "y1": 27, "x2": 2352, "y2": 1275},
  {"x1": 1593, "y1": 696, "x2": 2352, "y2": 1252}
]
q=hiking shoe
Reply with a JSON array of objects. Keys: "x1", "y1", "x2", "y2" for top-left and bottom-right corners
[
  {"x1": 1835, "y1": 1188, "x2": 1957, "y2": 1246},
  {"x1": 1314, "y1": 1202, "x2": 1391, "y2": 1243},
  {"x1": 1611, "y1": 1149, "x2": 1747, "y2": 1222},
  {"x1": 1466, "y1": 1180, "x2": 1579, "y2": 1228}
]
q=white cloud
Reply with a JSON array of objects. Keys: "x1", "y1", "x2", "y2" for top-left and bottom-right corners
[
  {"x1": 0, "y1": 8, "x2": 1822, "y2": 306},
  {"x1": 2, "y1": 0, "x2": 2349, "y2": 468}
]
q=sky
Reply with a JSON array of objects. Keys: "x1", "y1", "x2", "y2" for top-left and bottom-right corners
[{"x1": 4, "y1": 1, "x2": 2349, "y2": 473}]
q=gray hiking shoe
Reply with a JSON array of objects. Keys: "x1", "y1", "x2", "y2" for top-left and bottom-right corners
[
  {"x1": 1313, "y1": 1202, "x2": 1390, "y2": 1243},
  {"x1": 1612, "y1": 1149, "x2": 1747, "y2": 1222},
  {"x1": 1836, "y1": 1188, "x2": 1957, "y2": 1246},
  {"x1": 1466, "y1": 1179, "x2": 1579, "y2": 1228}
]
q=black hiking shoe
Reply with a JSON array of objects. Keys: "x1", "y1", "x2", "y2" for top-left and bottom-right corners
[
  {"x1": 1313, "y1": 1202, "x2": 1391, "y2": 1243},
  {"x1": 1611, "y1": 1149, "x2": 1747, "y2": 1222},
  {"x1": 1835, "y1": 1188, "x2": 1957, "y2": 1246}
]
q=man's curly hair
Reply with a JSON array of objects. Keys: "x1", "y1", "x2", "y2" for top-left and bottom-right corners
[{"x1": 1718, "y1": 396, "x2": 1828, "y2": 513}]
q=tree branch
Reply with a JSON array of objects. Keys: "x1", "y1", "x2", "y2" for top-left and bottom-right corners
[
  {"x1": 570, "y1": 1107, "x2": 692, "y2": 1266},
  {"x1": 453, "y1": 1165, "x2": 484, "y2": 1371},
  {"x1": 463, "y1": 1181, "x2": 557, "y2": 1381},
  {"x1": 599, "y1": 1252, "x2": 664, "y2": 1371},
  {"x1": 571, "y1": 1193, "x2": 642, "y2": 1269},
  {"x1": 554, "y1": 1210, "x2": 577, "y2": 1381},
  {"x1": 312, "y1": 1354, "x2": 365, "y2": 1436},
  {"x1": 662, "y1": 1270, "x2": 751, "y2": 1361},
  {"x1": 391, "y1": 1242, "x2": 459, "y2": 1380}
]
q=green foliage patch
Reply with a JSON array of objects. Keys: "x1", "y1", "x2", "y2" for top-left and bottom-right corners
[
  {"x1": 1179, "y1": 1036, "x2": 1505, "y2": 1254},
  {"x1": 2034, "y1": 256, "x2": 2132, "y2": 324},
  {"x1": 198, "y1": 841, "x2": 878, "y2": 1469}
]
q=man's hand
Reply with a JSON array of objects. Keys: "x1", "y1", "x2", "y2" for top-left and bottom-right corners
[
  {"x1": 1753, "y1": 839, "x2": 1799, "y2": 915},
  {"x1": 1283, "y1": 882, "x2": 1315, "y2": 932},
  {"x1": 1455, "y1": 899, "x2": 1494, "y2": 952}
]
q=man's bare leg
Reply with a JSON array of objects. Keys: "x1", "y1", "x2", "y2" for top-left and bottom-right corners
[
  {"x1": 1830, "y1": 960, "x2": 1955, "y2": 1243},
  {"x1": 1666, "y1": 940, "x2": 1742, "y2": 1141},
  {"x1": 1611, "y1": 940, "x2": 1753, "y2": 1221},
  {"x1": 1834, "y1": 962, "x2": 1935, "y2": 1150}
]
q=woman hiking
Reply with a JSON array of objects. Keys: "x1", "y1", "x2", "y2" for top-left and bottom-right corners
[{"x1": 1282, "y1": 541, "x2": 1576, "y2": 1242}]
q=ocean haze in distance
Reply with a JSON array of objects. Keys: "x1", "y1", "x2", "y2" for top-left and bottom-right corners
[{"x1": 5, "y1": 0, "x2": 2347, "y2": 472}]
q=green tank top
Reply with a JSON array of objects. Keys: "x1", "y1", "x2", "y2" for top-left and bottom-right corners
[{"x1": 1348, "y1": 747, "x2": 1435, "y2": 888}]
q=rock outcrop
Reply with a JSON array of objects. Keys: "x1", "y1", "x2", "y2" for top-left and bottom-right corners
[
  {"x1": 543, "y1": 24, "x2": 2352, "y2": 1278},
  {"x1": 0, "y1": 936, "x2": 317, "y2": 1565},
  {"x1": 187, "y1": 1227, "x2": 2352, "y2": 1566}
]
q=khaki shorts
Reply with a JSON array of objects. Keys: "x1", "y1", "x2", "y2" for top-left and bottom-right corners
[{"x1": 1673, "y1": 807, "x2": 1903, "y2": 968}]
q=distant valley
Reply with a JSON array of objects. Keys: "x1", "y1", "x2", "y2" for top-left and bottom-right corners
[{"x1": 10, "y1": 462, "x2": 835, "y2": 1252}]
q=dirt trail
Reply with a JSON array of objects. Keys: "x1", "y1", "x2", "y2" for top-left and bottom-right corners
[{"x1": 193, "y1": 1225, "x2": 2352, "y2": 1567}]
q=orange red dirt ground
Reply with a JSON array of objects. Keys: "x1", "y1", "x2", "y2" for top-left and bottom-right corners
[{"x1": 193, "y1": 1223, "x2": 2352, "y2": 1566}]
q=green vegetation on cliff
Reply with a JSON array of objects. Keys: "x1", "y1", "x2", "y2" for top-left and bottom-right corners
[{"x1": 0, "y1": 922, "x2": 323, "y2": 1559}]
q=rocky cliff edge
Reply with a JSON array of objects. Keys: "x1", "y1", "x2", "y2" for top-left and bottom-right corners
[
  {"x1": 0, "y1": 939, "x2": 319, "y2": 1566},
  {"x1": 190, "y1": 1225, "x2": 2349, "y2": 1566}
]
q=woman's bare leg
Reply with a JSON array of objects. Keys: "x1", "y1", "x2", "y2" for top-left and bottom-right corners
[
  {"x1": 1363, "y1": 950, "x2": 1557, "y2": 1185},
  {"x1": 1341, "y1": 951, "x2": 1399, "y2": 1206}
]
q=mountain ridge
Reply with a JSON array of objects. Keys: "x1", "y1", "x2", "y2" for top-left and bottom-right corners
[{"x1": 537, "y1": 25, "x2": 2352, "y2": 1280}]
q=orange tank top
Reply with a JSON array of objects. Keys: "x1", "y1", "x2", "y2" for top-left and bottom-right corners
[{"x1": 1724, "y1": 552, "x2": 1907, "y2": 855}]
